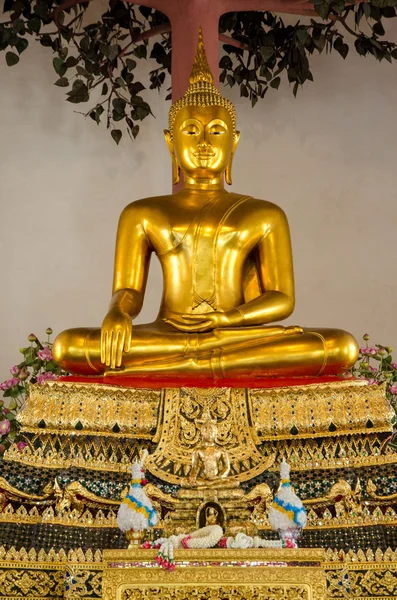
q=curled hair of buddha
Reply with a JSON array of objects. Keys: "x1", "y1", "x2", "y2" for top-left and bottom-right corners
[{"x1": 168, "y1": 27, "x2": 237, "y2": 139}]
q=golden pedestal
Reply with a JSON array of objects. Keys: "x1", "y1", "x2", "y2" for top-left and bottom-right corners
[
  {"x1": 0, "y1": 378, "x2": 396, "y2": 599},
  {"x1": 101, "y1": 548, "x2": 326, "y2": 600}
]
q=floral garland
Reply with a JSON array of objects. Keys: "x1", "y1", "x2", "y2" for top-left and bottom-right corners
[
  {"x1": 141, "y1": 527, "x2": 296, "y2": 570},
  {"x1": 142, "y1": 525, "x2": 223, "y2": 570},
  {"x1": 0, "y1": 329, "x2": 67, "y2": 455}
]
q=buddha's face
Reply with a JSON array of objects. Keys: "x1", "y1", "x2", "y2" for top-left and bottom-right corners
[
  {"x1": 166, "y1": 105, "x2": 239, "y2": 183},
  {"x1": 201, "y1": 422, "x2": 217, "y2": 443}
]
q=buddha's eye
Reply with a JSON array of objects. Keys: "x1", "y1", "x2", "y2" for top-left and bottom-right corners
[
  {"x1": 182, "y1": 126, "x2": 199, "y2": 136},
  {"x1": 210, "y1": 127, "x2": 226, "y2": 136}
]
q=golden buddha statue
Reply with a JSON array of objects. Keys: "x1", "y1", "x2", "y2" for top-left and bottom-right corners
[
  {"x1": 186, "y1": 413, "x2": 233, "y2": 489},
  {"x1": 53, "y1": 29, "x2": 358, "y2": 378}
]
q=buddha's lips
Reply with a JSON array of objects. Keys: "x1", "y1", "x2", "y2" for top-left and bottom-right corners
[{"x1": 194, "y1": 152, "x2": 215, "y2": 159}]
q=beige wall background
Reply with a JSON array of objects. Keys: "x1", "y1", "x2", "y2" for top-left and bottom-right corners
[{"x1": 1, "y1": 22, "x2": 397, "y2": 382}]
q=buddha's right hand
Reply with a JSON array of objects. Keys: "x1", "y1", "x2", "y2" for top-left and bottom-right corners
[{"x1": 100, "y1": 307, "x2": 132, "y2": 368}]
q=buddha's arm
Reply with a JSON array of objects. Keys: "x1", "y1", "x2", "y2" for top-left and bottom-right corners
[
  {"x1": 233, "y1": 205, "x2": 295, "y2": 326},
  {"x1": 101, "y1": 203, "x2": 152, "y2": 368},
  {"x1": 218, "y1": 450, "x2": 231, "y2": 479}
]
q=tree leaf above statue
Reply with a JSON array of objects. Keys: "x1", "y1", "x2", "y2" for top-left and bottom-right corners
[{"x1": 1, "y1": 0, "x2": 397, "y2": 143}]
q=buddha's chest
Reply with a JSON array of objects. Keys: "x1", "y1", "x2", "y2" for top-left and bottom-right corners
[{"x1": 153, "y1": 195, "x2": 254, "y2": 260}]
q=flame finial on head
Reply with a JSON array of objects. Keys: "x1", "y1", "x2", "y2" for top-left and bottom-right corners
[
  {"x1": 168, "y1": 27, "x2": 236, "y2": 138},
  {"x1": 189, "y1": 27, "x2": 214, "y2": 86}
]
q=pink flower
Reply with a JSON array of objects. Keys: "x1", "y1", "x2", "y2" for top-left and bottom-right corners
[
  {"x1": 389, "y1": 384, "x2": 397, "y2": 395},
  {"x1": 38, "y1": 347, "x2": 53, "y2": 361},
  {"x1": 392, "y1": 363, "x2": 397, "y2": 370},
  {"x1": 366, "y1": 379, "x2": 376, "y2": 385},
  {"x1": 368, "y1": 366, "x2": 378, "y2": 373},
  {"x1": 155, "y1": 555, "x2": 162, "y2": 564},
  {"x1": 36, "y1": 372, "x2": 57, "y2": 385},
  {"x1": 18, "y1": 368, "x2": 29, "y2": 381},
  {"x1": 141, "y1": 541, "x2": 152, "y2": 549},
  {"x1": 0, "y1": 419, "x2": 11, "y2": 436},
  {"x1": 17, "y1": 441, "x2": 28, "y2": 452},
  {"x1": 360, "y1": 347, "x2": 378, "y2": 356},
  {"x1": 219, "y1": 537, "x2": 228, "y2": 548},
  {"x1": 10, "y1": 365, "x2": 19, "y2": 376},
  {"x1": 0, "y1": 378, "x2": 19, "y2": 391},
  {"x1": 169, "y1": 563, "x2": 176, "y2": 571}
]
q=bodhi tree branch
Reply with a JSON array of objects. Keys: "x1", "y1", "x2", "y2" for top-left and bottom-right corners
[{"x1": 1, "y1": 0, "x2": 397, "y2": 143}]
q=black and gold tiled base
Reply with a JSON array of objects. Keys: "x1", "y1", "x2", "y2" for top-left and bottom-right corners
[{"x1": 0, "y1": 380, "x2": 396, "y2": 598}]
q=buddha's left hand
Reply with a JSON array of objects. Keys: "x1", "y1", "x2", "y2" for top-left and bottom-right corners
[{"x1": 163, "y1": 311, "x2": 239, "y2": 332}]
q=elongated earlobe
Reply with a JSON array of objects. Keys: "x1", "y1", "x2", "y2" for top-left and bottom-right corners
[
  {"x1": 164, "y1": 128, "x2": 180, "y2": 185},
  {"x1": 226, "y1": 131, "x2": 240, "y2": 186},
  {"x1": 172, "y1": 155, "x2": 181, "y2": 185},
  {"x1": 225, "y1": 159, "x2": 233, "y2": 186}
]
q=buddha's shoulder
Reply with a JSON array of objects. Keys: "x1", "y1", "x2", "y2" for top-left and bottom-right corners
[
  {"x1": 235, "y1": 194, "x2": 288, "y2": 220},
  {"x1": 120, "y1": 195, "x2": 175, "y2": 217}
]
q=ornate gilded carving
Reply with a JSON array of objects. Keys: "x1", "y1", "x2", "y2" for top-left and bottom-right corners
[
  {"x1": 121, "y1": 585, "x2": 310, "y2": 600},
  {"x1": 244, "y1": 483, "x2": 273, "y2": 527},
  {"x1": 102, "y1": 549, "x2": 326, "y2": 600},
  {"x1": 4, "y1": 433, "x2": 147, "y2": 472},
  {"x1": 146, "y1": 387, "x2": 274, "y2": 485},
  {"x1": 0, "y1": 567, "x2": 64, "y2": 598},
  {"x1": 260, "y1": 432, "x2": 397, "y2": 472},
  {"x1": 17, "y1": 381, "x2": 160, "y2": 437},
  {"x1": 248, "y1": 381, "x2": 394, "y2": 441},
  {"x1": 326, "y1": 563, "x2": 397, "y2": 599},
  {"x1": 367, "y1": 478, "x2": 397, "y2": 501}
]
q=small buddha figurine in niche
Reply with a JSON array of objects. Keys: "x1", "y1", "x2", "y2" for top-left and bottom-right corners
[
  {"x1": 53, "y1": 29, "x2": 358, "y2": 378},
  {"x1": 185, "y1": 412, "x2": 235, "y2": 489},
  {"x1": 205, "y1": 506, "x2": 219, "y2": 526}
]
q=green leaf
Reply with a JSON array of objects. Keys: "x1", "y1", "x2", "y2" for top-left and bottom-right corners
[
  {"x1": 313, "y1": 34, "x2": 326, "y2": 52},
  {"x1": 270, "y1": 76, "x2": 281, "y2": 89},
  {"x1": 15, "y1": 37, "x2": 28, "y2": 55},
  {"x1": 373, "y1": 21, "x2": 385, "y2": 36},
  {"x1": 227, "y1": 74, "x2": 235, "y2": 88},
  {"x1": 54, "y1": 77, "x2": 69, "y2": 87},
  {"x1": 133, "y1": 44, "x2": 147, "y2": 59},
  {"x1": 34, "y1": 2, "x2": 49, "y2": 19},
  {"x1": 111, "y1": 129, "x2": 122, "y2": 145},
  {"x1": 108, "y1": 44, "x2": 119, "y2": 61},
  {"x1": 296, "y1": 29, "x2": 309, "y2": 46},
  {"x1": 40, "y1": 34, "x2": 52, "y2": 48},
  {"x1": 126, "y1": 59, "x2": 137, "y2": 71},
  {"x1": 76, "y1": 65, "x2": 93, "y2": 80},
  {"x1": 5, "y1": 51, "x2": 19, "y2": 66},
  {"x1": 240, "y1": 83, "x2": 249, "y2": 98},
  {"x1": 53, "y1": 57, "x2": 67, "y2": 77},
  {"x1": 115, "y1": 76, "x2": 127, "y2": 89},
  {"x1": 260, "y1": 46, "x2": 274, "y2": 63},
  {"x1": 66, "y1": 56, "x2": 79, "y2": 68},
  {"x1": 330, "y1": 0, "x2": 345, "y2": 14},
  {"x1": 128, "y1": 81, "x2": 145, "y2": 95},
  {"x1": 219, "y1": 55, "x2": 233, "y2": 69},
  {"x1": 80, "y1": 36, "x2": 90, "y2": 53},
  {"x1": 363, "y1": 2, "x2": 371, "y2": 18},
  {"x1": 13, "y1": 19, "x2": 25, "y2": 34},
  {"x1": 334, "y1": 36, "x2": 349, "y2": 59},
  {"x1": 314, "y1": 2, "x2": 330, "y2": 19},
  {"x1": 66, "y1": 79, "x2": 89, "y2": 103},
  {"x1": 101, "y1": 82, "x2": 109, "y2": 95}
]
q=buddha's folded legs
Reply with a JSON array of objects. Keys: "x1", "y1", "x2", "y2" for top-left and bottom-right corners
[{"x1": 53, "y1": 324, "x2": 358, "y2": 378}]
